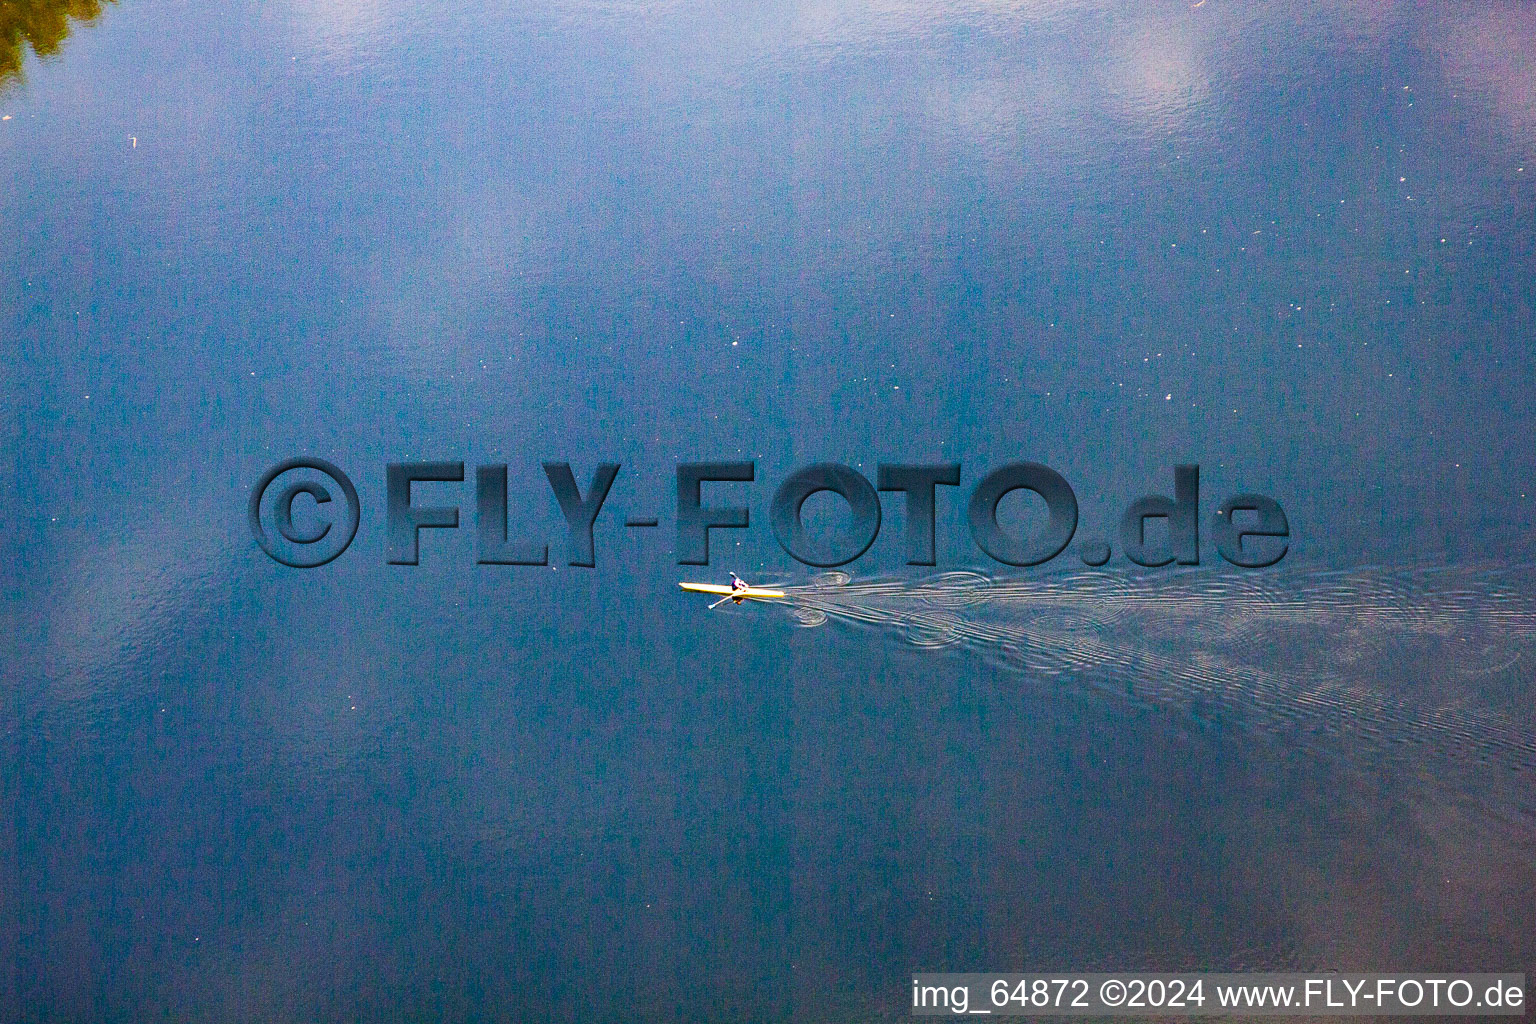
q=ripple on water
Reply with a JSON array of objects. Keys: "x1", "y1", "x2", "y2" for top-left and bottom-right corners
[
  {"x1": 902, "y1": 612, "x2": 966, "y2": 648},
  {"x1": 791, "y1": 606, "x2": 829, "y2": 628},
  {"x1": 915, "y1": 571, "x2": 993, "y2": 608},
  {"x1": 773, "y1": 566, "x2": 1536, "y2": 791}
]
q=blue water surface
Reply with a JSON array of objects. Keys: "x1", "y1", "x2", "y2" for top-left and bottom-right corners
[{"x1": 3, "y1": 0, "x2": 1535, "y2": 1019}]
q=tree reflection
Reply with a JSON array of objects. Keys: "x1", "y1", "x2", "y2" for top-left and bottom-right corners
[{"x1": 1, "y1": 0, "x2": 115, "y2": 87}]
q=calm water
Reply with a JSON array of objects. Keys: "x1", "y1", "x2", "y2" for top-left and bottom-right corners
[{"x1": 3, "y1": 0, "x2": 1535, "y2": 1020}]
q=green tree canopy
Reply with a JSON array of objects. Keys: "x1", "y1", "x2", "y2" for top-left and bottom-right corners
[{"x1": 1, "y1": 0, "x2": 115, "y2": 86}]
